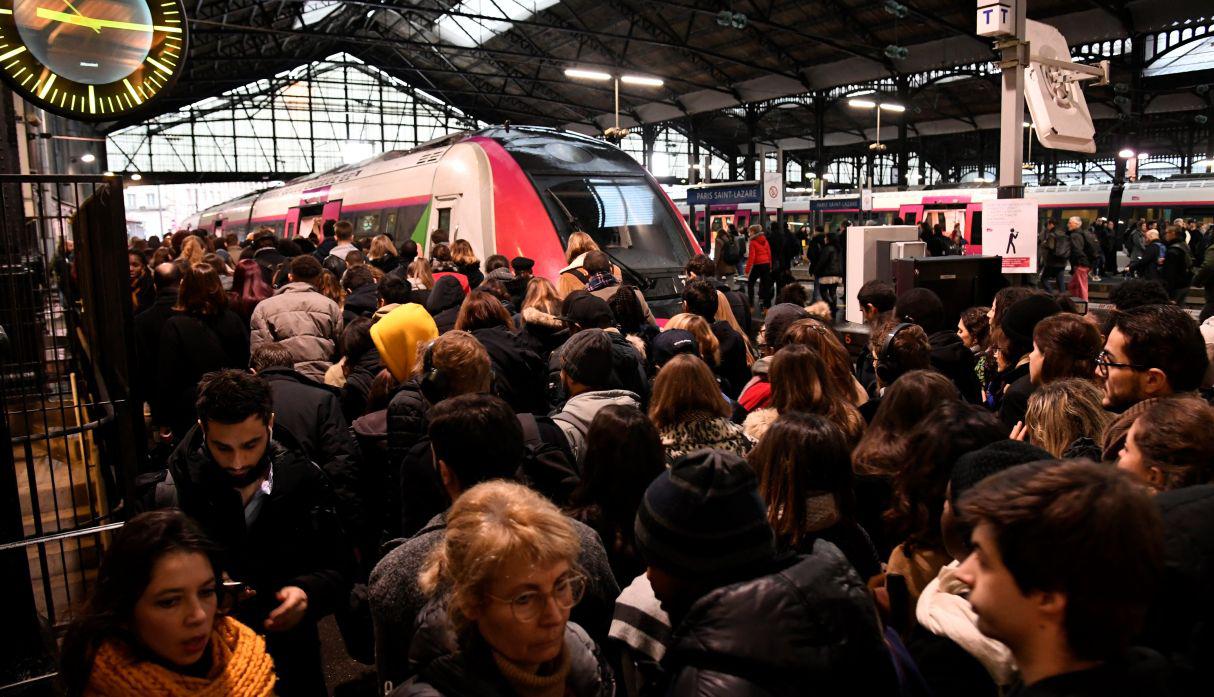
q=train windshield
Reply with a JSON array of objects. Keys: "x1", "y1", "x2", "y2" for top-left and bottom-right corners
[{"x1": 535, "y1": 174, "x2": 692, "y2": 271}]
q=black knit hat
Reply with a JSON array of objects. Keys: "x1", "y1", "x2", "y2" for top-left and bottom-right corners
[
  {"x1": 511, "y1": 256, "x2": 534, "y2": 272},
  {"x1": 635, "y1": 449, "x2": 776, "y2": 578},
  {"x1": 561, "y1": 328, "x2": 614, "y2": 389},
  {"x1": 560, "y1": 291, "x2": 614, "y2": 329},
  {"x1": 1000, "y1": 295, "x2": 1061, "y2": 351},
  {"x1": 950, "y1": 439, "x2": 1053, "y2": 505},
  {"x1": 763, "y1": 303, "x2": 810, "y2": 348}
]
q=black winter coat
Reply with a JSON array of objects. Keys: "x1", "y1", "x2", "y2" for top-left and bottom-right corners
[
  {"x1": 386, "y1": 381, "x2": 447, "y2": 538},
  {"x1": 425, "y1": 276, "x2": 466, "y2": 335},
  {"x1": 663, "y1": 545, "x2": 898, "y2": 697},
  {"x1": 712, "y1": 320, "x2": 751, "y2": 401},
  {"x1": 812, "y1": 241, "x2": 843, "y2": 279},
  {"x1": 1161, "y1": 240, "x2": 1193, "y2": 295},
  {"x1": 998, "y1": 372, "x2": 1035, "y2": 431},
  {"x1": 260, "y1": 368, "x2": 366, "y2": 541},
  {"x1": 342, "y1": 283, "x2": 380, "y2": 326},
  {"x1": 156, "y1": 309, "x2": 249, "y2": 438},
  {"x1": 471, "y1": 325, "x2": 549, "y2": 415},
  {"x1": 133, "y1": 290, "x2": 178, "y2": 418},
  {"x1": 716, "y1": 282, "x2": 754, "y2": 340},
  {"x1": 339, "y1": 349, "x2": 384, "y2": 422},
  {"x1": 161, "y1": 425, "x2": 353, "y2": 626},
  {"x1": 251, "y1": 246, "x2": 287, "y2": 284},
  {"x1": 547, "y1": 330, "x2": 649, "y2": 410},
  {"x1": 454, "y1": 261, "x2": 483, "y2": 290},
  {"x1": 928, "y1": 330, "x2": 982, "y2": 404}
]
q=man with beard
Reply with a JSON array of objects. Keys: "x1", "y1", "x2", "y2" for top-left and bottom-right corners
[{"x1": 150, "y1": 369, "x2": 353, "y2": 696}]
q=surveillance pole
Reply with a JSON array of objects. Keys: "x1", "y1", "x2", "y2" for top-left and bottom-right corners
[{"x1": 996, "y1": 0, "x2": 1028, "y2": 199}]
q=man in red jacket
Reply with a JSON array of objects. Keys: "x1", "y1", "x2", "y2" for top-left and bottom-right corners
[{"x1": 745, "y1": 225, "x2": 773, "y2": 312}]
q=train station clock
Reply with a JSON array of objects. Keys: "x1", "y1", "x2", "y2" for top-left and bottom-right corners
[{"x1": 0, "y1": 0, "x2": 187, "y2": 120}]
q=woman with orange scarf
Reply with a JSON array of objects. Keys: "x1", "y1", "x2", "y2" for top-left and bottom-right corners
[{"x1": 61, "y1": 511, "x2": 276, "y2": 697}]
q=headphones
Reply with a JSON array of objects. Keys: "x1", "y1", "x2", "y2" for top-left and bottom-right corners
[
  {"x1": 876, "y1": 322, "x2": 915, "y2": 386},
  {"x1": 419, "y1": 341, "x2": 449, "y2": 405}
]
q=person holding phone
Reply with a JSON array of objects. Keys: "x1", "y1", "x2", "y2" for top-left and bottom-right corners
[{"x1": 59, "y1": 510, "x2": 276, "y2": 697}]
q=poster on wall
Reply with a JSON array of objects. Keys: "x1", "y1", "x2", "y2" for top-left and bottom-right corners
[{"x1": 981, "y1": 198, "x2": 1039, "y2": 273}]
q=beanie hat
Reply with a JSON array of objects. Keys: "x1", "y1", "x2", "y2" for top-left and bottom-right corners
[
  {"x1": 895, "y1": 287, "x2": 946, "y2": 334},
  {"x1": 561, "y1": 328, "x2": 615, "y2": 389},
  {"x1": 635, "y1": 449, "x2": 776, "y2": 578},
  {"x1": 1000, "y1": 295, "x2": 1061, "y2": 351},
  {"x1": 950, "y1": 439, "x2": 1053, "y2": 505},
  {"x1": 371, "y1": 303, "x2": 439, "y2": 381},
  {"x1": 560, "y1": 291, "x2": 614, "y2": 329},
  {"x1": 763, "y1": 303, "x2": 810, "y2": 348}
]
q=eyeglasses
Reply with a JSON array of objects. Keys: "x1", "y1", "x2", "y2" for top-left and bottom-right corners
[
  {"x1": 1095, "y1": 351, "x2": 1149, "y2": 377},
  {"x1": 486, "y1": 573, "x2": 587, "y2": 623}
]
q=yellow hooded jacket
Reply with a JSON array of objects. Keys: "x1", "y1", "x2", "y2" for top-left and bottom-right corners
[{"x1": 371, "y1": 303, "x2": 439, "y2": 381}]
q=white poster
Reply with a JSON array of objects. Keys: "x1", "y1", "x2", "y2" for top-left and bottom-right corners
[
  {"x1": 981, "y1": 198, "x2": 1038, "y2": 274},
  {"x1": 763, "y1": 172, "x2": 784, "y2": 209},
  {"x1": 861, "y1": 188, "x2": 873, "y2": 212}
]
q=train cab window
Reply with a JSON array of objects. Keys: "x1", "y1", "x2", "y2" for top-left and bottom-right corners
[
  {"x1": 437, "y1": 208, "x2": 452, "y2": 234},
  {"x1": 537, "y1": 175, "x2": 693, "y2": 269},
  {"x1": 904, "y1": 212, "x2": 917, "y2": 224},
  {"x1": 359, "y1": 213, "x2": 379, "y2": 235}
]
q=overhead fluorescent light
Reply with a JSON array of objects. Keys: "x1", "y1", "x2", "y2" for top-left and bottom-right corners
[
  {"x1": 848, "y1": 98, "x2": 877, "y2": 109},
  {"x1": 621, "y1": 75, "x2": 664, "y2": 87},
  {"x1": 879, "y1": 102, "x2": 906, "y2": 112},
  {"x1": 130, "y1": 172, "x2": 142, "y2": 181},
  {"x1": 565, "y1": 68, "x2": 612, "y2": 81},
  {"x1": 1118, "y1": 148, "x2": 1135, "y2": 159},
  {"x1": 80, "y1": 153, "x2": 96, "y2": 163}
]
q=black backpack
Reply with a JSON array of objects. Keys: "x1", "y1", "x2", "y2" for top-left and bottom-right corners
[
  {"x1": 516, "y1": 413, "x2": 579, "y2": 504},
  {"x1": 323, "y1": 253, "x2": 347, "y2": 279},
  {"x1": 722, "y1": 236, "x2": 741, "y2": 264}
]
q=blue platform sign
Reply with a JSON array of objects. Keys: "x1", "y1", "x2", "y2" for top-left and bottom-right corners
[
  {"x1": 810, "y1": 197, "x2": 862, "y2": 211},
  {"x1": 687, "y1": 184, "x2": 760, "y2": 206}
]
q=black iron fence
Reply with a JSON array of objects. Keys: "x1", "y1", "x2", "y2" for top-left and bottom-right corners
[{"x1": 0, "y1": 174, "x2": 142, "y2": 693}]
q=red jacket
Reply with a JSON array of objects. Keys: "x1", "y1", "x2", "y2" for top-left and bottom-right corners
[{"x1": 746, "y1": 234, "x2": 772, "y2": 272}]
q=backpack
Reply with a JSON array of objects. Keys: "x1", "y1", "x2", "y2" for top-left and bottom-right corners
[
  {"x1": 1082, "y1": 230, "x2": 1101, "y2": 264},
  {"x1": 517, "y1": 413, "x2": 580, "y2": 504},
  {"x1": 323, "y1": 253, "x2": 347, "y2": 279},
  {"x1": 722, "y1": 236, "x2": 741, "y2": 264},
  {"x1": 562, "y1": 267, "x2": 590, "y2": 284},
  {"x1": 1050, "y1": 231, "x2": 1071, "y2": 265}
]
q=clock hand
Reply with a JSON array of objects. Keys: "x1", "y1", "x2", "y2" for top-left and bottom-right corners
[
  {"x1": 34, "y1": 7, "x2": 184, "y2": 34},
  {"x1": 62, "y1": 0, "x2": 101, "y2": 33}
]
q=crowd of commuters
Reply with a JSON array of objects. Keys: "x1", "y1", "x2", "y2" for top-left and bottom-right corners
[{"x1": 66, "y1": 219, "x2": 1214, "y2": 697}]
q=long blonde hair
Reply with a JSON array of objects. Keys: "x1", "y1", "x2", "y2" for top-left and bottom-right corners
[
  {"x1": 370, "y1": 234, "x2": 398, "y2": 260},
  {"x1": 179, "y1": 235, "x2": 206, "y2": 266},
  {"x1": 1024, "y1": 378, "x2": 1111, "y2": 458},
  {"x1": 420, "y1": 480, "x2": 580, "y2": 639},
  {"x1": 408, "y1": 258, "x2": 434, "y2": 289},
  {"x1": 564, "y1": 232, "x2": 600, "y2": 263},
  {"x1": 451, "y1": 239, "x2": 478, "y2": 266},
  {"x1": 522, "y1": 276, "x2": 562, "y2": 315},
  {"x1": 665, "y1": 313, "x2": 721, "y2": 366}
]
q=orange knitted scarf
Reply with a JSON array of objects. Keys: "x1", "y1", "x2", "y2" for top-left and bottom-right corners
[{"x1": 85, "y1": 615, "x2": 276, "y2": 697}]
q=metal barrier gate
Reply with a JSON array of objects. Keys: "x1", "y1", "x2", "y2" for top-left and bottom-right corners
[{"x1": 0, "y1": 174, "x2": 143, "y2": 693}]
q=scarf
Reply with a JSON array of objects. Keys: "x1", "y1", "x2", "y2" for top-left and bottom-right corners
[
  {"x1": 916, "y1": 561, "x2": 1017, "y2": 686},
  {"x1": 492, "y1": 645, "x2": 571, "y2": 697},
  {"x1": 85, "y1": 615, "x2": 276, "y2": 697},
  {"x1": 585, "y1": 271, "x2": 618, "y2": 293}
]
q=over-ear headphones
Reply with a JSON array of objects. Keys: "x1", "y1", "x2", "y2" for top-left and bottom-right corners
[
  {"x1": 876, "y1": 322, "x2": 914, "y2": 386},
  {"x1": 419, "y1": 341, "x2": 449, "y2": 404}
]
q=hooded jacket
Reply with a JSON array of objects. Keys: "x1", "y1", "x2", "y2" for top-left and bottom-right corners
[
  {"x1": 547, "y1": 330, "x2": 649, "y2": 410},
  {"x1": 425, "y1": 276, "x2": 467, "y2": 335},
  {"x1": 551, "y1": 389, "x2": 641, "y2": 462},
  {"x1": 663, "y1": 544, "x2": 898, "y2": 697},
  {"x1": 371, "y1": 303, "x2": 440, "y2": 382},
  {"x1": 155, "y1": 309, "x2": 249, "y2": 437},
  {"x1": 928, "y1": 330, "x2": 983, "y2": 404},
  {"x1": 259, "y1": 367, "x2": 366, "y2": 541},
  {"x1": 342, "y1": 282, "x2": 380, "y2": 325},
  {"x1": 249, "y1": 281, "x2": 343, "y2": 364},
  {"x1": 744, "y1": 232, "x2": 771, "y2": 271},
  {"x1": 470, "y1": 325, "x2": 549, "y2": 414},
  {"x1": 517, "y1": 306, "x2": 570, "y2": 361}
]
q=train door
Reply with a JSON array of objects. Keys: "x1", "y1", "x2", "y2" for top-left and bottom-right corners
[
  {"x1": 965, "y1": 203, "x2": 983, "y2": 253},
  {"x1": 296, "y1": 203, "x2": 325, "y2": 239},
  {"x1": 430, "y1": 141, "x2": 494, "y2": 258},
  {"x1": 285, "y1": 207, "x2": 301, "y2": 238},
  {"x1": 899, "y1": 204, "x2": 923, "y2": 226},
  {"x1": 735, "y1": 211, "x2": 750, "y2": 230},
  {"x1": 322, "y1": 200, "x2": 343, "y2": 226}
]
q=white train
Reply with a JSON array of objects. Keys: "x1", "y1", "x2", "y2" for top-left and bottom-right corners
[
  {"x1": 182, "y1": 126, "x2": 701, "y2": 312},
  {"x1": 675, "y1": 179, "x2": 1214, "y2": 252}
]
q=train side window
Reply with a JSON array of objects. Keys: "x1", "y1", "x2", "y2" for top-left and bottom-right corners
[
  {"x1": 385, "y1": 212, "x2": 398, "y2": 237},
  {"x1": 396, "y1": 205, "x2": 428, "y2": 245},
  {"x1": 437, "y1": 208, "x2": 452, "y2": 234},
  {"x1": 359, "y1": 213, "x2": 379, "y2": 235},
  {"x1": 905, "y1": 212, "x2": 917, "y2": 224},
  {"x1": 287, "y1": 222, "x2": 295, "y2": 237}
]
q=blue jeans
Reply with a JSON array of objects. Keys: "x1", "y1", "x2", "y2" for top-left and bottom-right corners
[{"x1": 1041, "y1": 266, "x2": 1067, "y2": 294}]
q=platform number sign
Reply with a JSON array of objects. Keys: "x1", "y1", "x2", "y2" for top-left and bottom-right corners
[{"x1": 0, "y1": 0, "x2": 188, "y2": 120}]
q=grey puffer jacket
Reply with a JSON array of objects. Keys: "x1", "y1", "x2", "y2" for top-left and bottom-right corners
[
  {"x1": 551, "y1": 390, "x2": 641, "y2": 462},
  {"x1": 249, "y1": 281, "x2": 343, "y2": 363}
]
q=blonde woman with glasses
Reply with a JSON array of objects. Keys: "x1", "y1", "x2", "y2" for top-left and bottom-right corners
[{"x1": 402, "y1": 480, "x2": 614, "y2": 697}]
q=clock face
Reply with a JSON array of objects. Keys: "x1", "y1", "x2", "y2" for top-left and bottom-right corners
[{"x1": 0, "y1": 0, "x2": 187, "y2": 120}]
